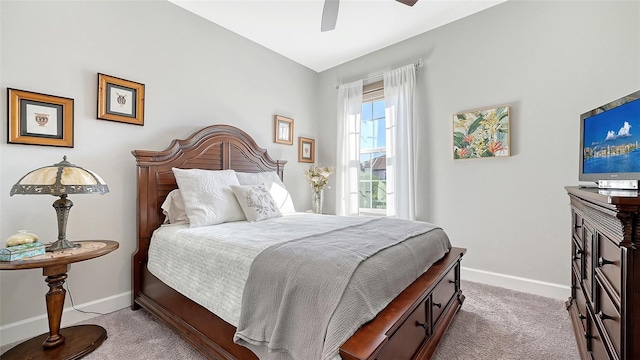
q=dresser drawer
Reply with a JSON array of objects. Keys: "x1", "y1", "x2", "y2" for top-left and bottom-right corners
[
  {"x1": 596, "y1": 233, "x2": 621, "y2": 300},
  {"x1": 574, "y1": 273, "x2": 588, "y2": 332},
  {"x1": 376, "y1": 301, "x2": 427, "y2": 360},
  {"x1": 573, "y1": 237, "x2": 584, "y2": 281},
  {"x1": 584, "y1": 223, "x2": 595, "y2": 302},
  {"x1": 431, "y1": 264, "x2": 457, "y2": 326},
  {"x1": 597, "y1": 280, "x2": 621, "y2": 358},
  {"x1": 573, "y1": 211, "x2": 584, "y2": 241},
  {"x1": 588, "y1": 310, "x2": 610, "y2": 360}
]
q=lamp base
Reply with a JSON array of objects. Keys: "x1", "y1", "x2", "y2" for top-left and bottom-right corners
[{"x1": 46, "y1": 239, "x2": 80, "y2": 252}]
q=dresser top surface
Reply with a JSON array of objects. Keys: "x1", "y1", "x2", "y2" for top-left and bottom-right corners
[{"x1": 566, "y1": 186, "x2": 640, "y2": 208}]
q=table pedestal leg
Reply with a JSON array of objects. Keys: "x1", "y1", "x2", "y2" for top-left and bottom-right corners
[{"x1": 42, "y1": 264, "x2": 70, "y2": 348}]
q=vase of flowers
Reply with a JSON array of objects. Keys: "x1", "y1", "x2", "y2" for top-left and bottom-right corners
[{"x1": 305, "y1": 165, "x2": 333, "y2": 214}]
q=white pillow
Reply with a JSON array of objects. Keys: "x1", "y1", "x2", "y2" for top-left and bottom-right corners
[
  {"x1": 236, "y1": 172, "x2": 296, "y2": 214},
  {"x1": 230, "y1": 184, "x2": 282, "y2": 222},
  {"x1": 172, "y1": 168, "x2": 245, "y2": 227},
  {"x1": 161, "y1": 189, "x2": 189, "y2": 225}
]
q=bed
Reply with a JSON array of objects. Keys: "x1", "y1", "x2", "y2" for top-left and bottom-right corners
[{"x1": 131, "y1": 124, "x2": 466, "y2": 360}]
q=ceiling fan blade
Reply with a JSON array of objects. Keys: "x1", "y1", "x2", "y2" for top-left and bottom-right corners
[
  {"x1": 396, "y1": 0, "x2": 418, "y2": 6},
  {"x1": 321, "y1": 0, "x2": 340, "y2": 32}
]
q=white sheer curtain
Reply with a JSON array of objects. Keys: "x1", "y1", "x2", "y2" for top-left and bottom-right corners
[
  {"x1": 384, "y1": 64, "x2": 416, "y2": 220},
  {"x1": 336, "y1": 80, "x2": 363, "y2": 217}
]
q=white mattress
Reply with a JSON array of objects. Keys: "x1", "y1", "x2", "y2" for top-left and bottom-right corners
[{"x1": 148, "y1": 213, "x2": 372, "y2": 326}]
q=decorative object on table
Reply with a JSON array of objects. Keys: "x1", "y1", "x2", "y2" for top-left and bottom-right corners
[
  {"x1": 9, "y1": 156, "x2": 109, "y2": 252},
  {"x1": 298, "y1": 137, "x2": 315, "y2": 163},
  {"x1": 6, "y1": 230, "x2": 38, "y2": 247},
  {"x1": 7, "y1": 88, "x2": 74, "y2": 147},
  {"x1": 304, "y1": 164, "x2": 333, "y2": 214},
  {"x1": 453, "y1": 105, "x2": 510, "y2": 159},
  {"x1": 274, "y1": 115, "x2": 293, "y2": 145},
  {"x1": 98, "y1": 73, "x2": 145, "y2": 125},
  {"x1": 0, "y1": 242, "x2": 45, "y2": 261}
]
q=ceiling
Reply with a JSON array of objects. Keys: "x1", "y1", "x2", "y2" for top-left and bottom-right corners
[{"x1": 169, "y1": 0, "x2": 507, "y2": 73}]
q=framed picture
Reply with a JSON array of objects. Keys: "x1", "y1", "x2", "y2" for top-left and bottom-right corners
[
  {"x1": 98, "y1": 73, "x2": 145, "y2": 125},
  {"x1": 453, "y1": 105, "x2": 510, "y2": 159},
  {"x1": 7, "y1": 88, "x2": 74, "y2": 147},
  {"x1": 298, "y1": 137, "x2": 315, "y2": 163},
  {"x1": 274, "y1": 115, "x2": 293, "y2": 145}
]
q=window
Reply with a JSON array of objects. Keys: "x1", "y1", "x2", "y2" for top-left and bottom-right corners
[{"x1": 359, "y1": 81, "x2": 386, "y2": 215}]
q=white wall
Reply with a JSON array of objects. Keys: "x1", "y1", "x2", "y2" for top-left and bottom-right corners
[
  {"x1": 318, "y1": 0, "x2": 640, "y2": 296},
  {"x1": 2, "y1": 0, "x2": 639, "y2": 347},
  {"x1": 0, "y1": 0, "x2": 319, "y2": 344}
]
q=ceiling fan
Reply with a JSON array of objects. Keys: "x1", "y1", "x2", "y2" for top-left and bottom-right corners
[{"x1": 321, "y1": 0, "x2": 418, "y2": 32}]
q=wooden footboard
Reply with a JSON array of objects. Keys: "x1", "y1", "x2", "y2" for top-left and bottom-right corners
[
  {"x1": 340, "y1": 247, "x2": 465, "y2": 360},
  {"x1": 133, "y1": 247, "x2": 465, "y2": 360}
]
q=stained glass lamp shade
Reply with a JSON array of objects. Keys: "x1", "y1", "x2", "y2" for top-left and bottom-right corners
[{"x1": 10, "y1": 156, "x2": 109, "y2": 252}]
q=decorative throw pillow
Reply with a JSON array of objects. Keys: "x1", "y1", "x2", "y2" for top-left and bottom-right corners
[
  {"x1": 172, "y1": 168, "x2": 245, "y2": 227},
  {"x1": 230, "y1": 184, "x2": 282, "y2": 222},
  {"x1": 236, "y1": 172, "x2": 296, "y2": 214},
  {"x1": 161, "y1": 189, "x2": 189, "y2": 225}
]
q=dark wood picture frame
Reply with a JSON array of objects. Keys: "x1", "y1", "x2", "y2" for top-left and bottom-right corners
[
  {"x1": 274, "y1": 115, "x2": 293, "y2": 145},
  {"x1": 298, "y1": 137, "x2": 315, "y2": 163},
  {"x1": 7, "y1": 88, "x2": 74, "y2": 148},
  {"x1": 97, "y1": 73, "x2": 145, "y2": 125}
]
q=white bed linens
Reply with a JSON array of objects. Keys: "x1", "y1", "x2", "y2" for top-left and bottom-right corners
[
  {"x1": 147, "y1": 213, "x2": 451, "y2": 359},
  {"x1": 148, "y1": 213, "x2": 372, "y2": 326}
]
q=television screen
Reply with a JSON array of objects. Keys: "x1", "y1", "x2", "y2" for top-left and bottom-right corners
[{"x1": 580, "y1": 90, "x2": 640, "y2": 182}]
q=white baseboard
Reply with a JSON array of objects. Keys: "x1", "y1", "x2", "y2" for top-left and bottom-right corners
[
  {"x1": 1, "y1": 270, "x2": 569, "y2": 347},
  {"x1": 461, "y1": 267, "x2": 570, "y2": 300},
  {"x1": 0, "y1": 291, "x2": 131, "y2": 347}
]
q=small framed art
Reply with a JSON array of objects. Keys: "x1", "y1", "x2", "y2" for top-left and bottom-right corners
[
  {"x1": 298, "y1": 137, "x2": 315, "y2": 163},
  {"x1": 453, "y1": 105, "x2": 510, "y2": 159},
  {"x1": 274, "y1": 115, "x2": 293, "y2": 145},
  {"x1": 7, "y1": 88, "x2": 74, "y2": 147},
  {"x1": 98, "y1": 73, "x2": 145, "y2": 125}
]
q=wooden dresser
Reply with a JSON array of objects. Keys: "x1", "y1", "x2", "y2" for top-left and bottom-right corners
[{"x1": 566, "y1": 187, "x2": 640, "y2": 360}]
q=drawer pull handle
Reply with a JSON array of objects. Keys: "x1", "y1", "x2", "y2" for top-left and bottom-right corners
[
  {"x1": 433, "y1": 302, "x2": 442, "y2": 308},
  {"x1": 579, "y1": 314, "x2": 587, "y2": 320},
  {"x1": 598, "y1": 311, "x2": 613, "y2": 321},
  {"x1": 448, "y1": 279, "x2": 456, "y2": 284},
  {"x1": 584, "y1": 331, "x2": 593, "y2": 340},
  {"x1": 572, "y1": 249, "x2": 582, "y2": 261},
  {"x1": 598, "y1": 257, "x2": 614, "y2": 267},
  {"x1": 415, "y1": 321, "x2": 428, "y2": 330}
]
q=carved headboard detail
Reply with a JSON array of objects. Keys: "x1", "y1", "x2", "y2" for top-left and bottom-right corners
[{"x1": 131, "y1": 124, "x2": 286, "y2": 294}]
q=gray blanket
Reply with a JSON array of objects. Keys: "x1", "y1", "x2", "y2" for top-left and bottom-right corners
[{"x1": 233, "y1": 217, "x2": 450, "y2": 360}]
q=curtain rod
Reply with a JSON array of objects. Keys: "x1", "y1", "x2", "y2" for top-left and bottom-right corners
[{"x1": 335, "y1": 59, "x2": 423, "y2": 89}]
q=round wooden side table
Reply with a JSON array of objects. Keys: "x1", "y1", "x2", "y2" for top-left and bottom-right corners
[{"x1": 0, "y1": 240, "x2": 118, "y2": 360}]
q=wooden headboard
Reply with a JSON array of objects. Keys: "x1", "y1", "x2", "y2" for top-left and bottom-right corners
[{"x1": 131, "y1": 124, "x2": 286, "y2": 297}]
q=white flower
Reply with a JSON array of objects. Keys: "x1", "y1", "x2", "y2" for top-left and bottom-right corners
[{"x1": 305, "y1": 164, "x2": 334, "y2": 192}]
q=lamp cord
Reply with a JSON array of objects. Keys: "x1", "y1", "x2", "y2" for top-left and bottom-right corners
[{"x1": 64, "y1": 281, "x2": 108, "y2": 316}]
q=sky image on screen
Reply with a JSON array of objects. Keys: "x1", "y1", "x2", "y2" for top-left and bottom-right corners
[{"x1": 583, "y1": 98, "x2": 640, "y2": 174}]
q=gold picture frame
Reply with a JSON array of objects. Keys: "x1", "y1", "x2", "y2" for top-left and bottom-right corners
[
  {"x1": 298, "y1": 137, "x2": 315, "y2": 163},
  {"x1": 7, "y1": 88, "x2": 74, "y2": 148},
  {"x1": 274, "y1": 115, "x2": 293, "y2": 145},
  {"x1": 453, "y1": 105, "x2": 510, "y2": 159},
  {"x1": 98, "y1": 73, "x2": 145, "y2": 125}
]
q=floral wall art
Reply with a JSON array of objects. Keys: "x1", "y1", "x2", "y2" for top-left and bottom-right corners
[{"x1": 453, "y1": 105, "x2": 510, "y2": 159}]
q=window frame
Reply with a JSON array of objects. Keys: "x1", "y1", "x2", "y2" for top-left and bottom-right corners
[{"x1": 359, "y1": 81, "x2": 386, "y2": 215}]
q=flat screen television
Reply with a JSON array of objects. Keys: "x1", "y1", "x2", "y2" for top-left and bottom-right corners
[{"x1": 580, "y1": 90, "x2": 640, "y2": 186}]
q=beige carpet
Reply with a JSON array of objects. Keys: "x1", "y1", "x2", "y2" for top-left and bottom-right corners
[{"x1": 1, "y1": 281, "x2": 579, "y2": 359}]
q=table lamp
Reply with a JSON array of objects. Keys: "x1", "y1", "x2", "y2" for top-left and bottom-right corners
[{"x1": 10, "y1": 156, "x2": 109, "y2": 252}]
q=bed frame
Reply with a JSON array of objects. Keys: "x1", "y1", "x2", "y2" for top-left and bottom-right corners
[{"x1": 132, "y1": 124, "x2": 466, "y2": 360}]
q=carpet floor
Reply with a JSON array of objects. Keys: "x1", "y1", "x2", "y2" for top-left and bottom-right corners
[{"x1": 1, "y1": 280, "x2": 579, "y2": 359}]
